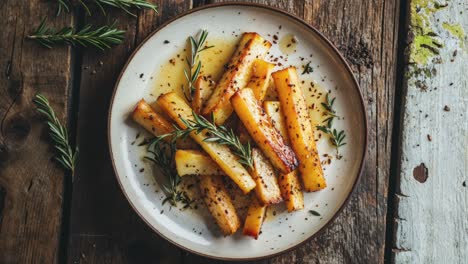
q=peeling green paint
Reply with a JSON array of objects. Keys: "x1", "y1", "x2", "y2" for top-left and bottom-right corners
[
  {"x1": 442, "y1": 22, "x2": 466, "y2": 48},
  {"x1": 409, "y1": 0, "x2": 446, "y2": 65}
]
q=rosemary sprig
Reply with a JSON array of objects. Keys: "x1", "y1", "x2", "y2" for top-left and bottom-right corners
[
  {"x1": 182, "y1": 30, "x2": 214, "y2": 101},
  {"x1": 302, "y1": 61, "x2": 314, "y2": 75},
  {"x1": 316, "y1": 92, "x2": 346, "y2": 157},
  {"x1": 28, "y1": 18, "x2": 125, "y2": 50},
  {"x1": 33, "y1": 94, "x2": 78, "y2": 176},
  {"x1": 56, "y1": 0, "x2": 70, "y2": 16},
  {"x1": 94, "y1": 0, "x2": 158, "y2": 16},
  {"x1": 152, "y1": 112, "x2": 253, "y2": 169},
  {"x1": 316, "y1": 125, "x2": 346, "y2": 157},
  {"x1": 321, "y1": 93, "x2": 340, "y2": 127},
  {"x1": 56, "y1": 0, "x2": 158, "y2": 17},
  {"x1": 182, "y1": 112, "x2": 253, "y2": 168},
  {"x1": 145, "y1": 138, "x2": 192, "y2": 208}
]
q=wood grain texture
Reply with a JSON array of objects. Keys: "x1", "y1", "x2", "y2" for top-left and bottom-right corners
[
  {"x1": 0, "y1": 0, "x2": 401, "y2": 263},
  {"x1": 179, "y1": 0, "x2": 400, "y2": 263},
  {"x1": 393, "y1": 0, "x2": 467, "y2": 263},
  {"x1": 0, "y1": 1, "x2": 73, "y2": 263},
  {"x1": 66, "y1": 1, "x2": 190, "y2": 263}
]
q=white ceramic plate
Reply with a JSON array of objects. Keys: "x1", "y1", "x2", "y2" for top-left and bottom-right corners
[{"x1": 109, "y1": 3, "x2": 367, "y2": 261}]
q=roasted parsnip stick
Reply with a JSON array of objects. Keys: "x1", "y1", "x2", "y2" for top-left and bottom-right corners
[
  {"x1": 247, "y1": 59, "x2": 275, "y2": 102},
  {"x1": 132, "y1": 99, "x2": 195, "y2": 149},
  {"x1": 250, "y1": 148, "x2": 282, "y2": 205},
  {"x1": 203, "y1": 33, "x2": 271, "y2": 124},
  {"x1": 231, "y1": 88, "x2": 298, "y2": 174},
  {"x1": 264, "y1": 101, "x2": 304, "y2": 211},
  {"x1": 272, "y1": 67, "x2": 326, "y2": 192},
  {"x1": 175, "y1": 149, "x2": 223, "y2": 176},
  {"x1": 199, "y1": 174, "x2": 241, "y2": 235},
  {"x1": 243, "y1": 196, "x2": 267, "y2": 239}
]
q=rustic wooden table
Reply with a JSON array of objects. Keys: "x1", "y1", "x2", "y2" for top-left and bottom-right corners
[{"x1": 0, "y1": 0, "x2": 466, "y2": 263}]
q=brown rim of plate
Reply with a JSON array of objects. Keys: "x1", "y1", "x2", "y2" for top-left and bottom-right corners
[{"x1": 108, "y1": 2, "x2": 368, "y2": 262}]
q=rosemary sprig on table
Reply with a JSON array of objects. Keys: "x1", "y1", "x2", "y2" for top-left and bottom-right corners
[
  {"x1": 56, "y1": 0, "x2": 71, "y2": 16},
  {"x1": 94, "y1": 0, "x2": 158, "y2": 16},
  {"x1": 145, "y1": 139, "x2": 193, "y2": 208},
  {"x1": 33, "y1": 94, "x2": 78, "y2": 176},
  {"x1": 182, "y1": 30, "x2": 214, "y2": 102},
  {"x1": 28, "y1": 19, "x2": 125, "y2": 50},
  {"x1": 56, "y1": 0, "x2": 158, "y2": 17}
]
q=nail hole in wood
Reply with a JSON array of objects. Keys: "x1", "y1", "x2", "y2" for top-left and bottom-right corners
[{"x1": 413, "y1": 163, "x2": 428, "y2": 183}]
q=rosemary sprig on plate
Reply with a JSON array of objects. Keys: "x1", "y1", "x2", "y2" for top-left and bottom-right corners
[
  {"x1": 28, "y1": 18, "x2": 125, "y2": 50},
  {"x1": 317, "y1": 92, "x2": 346, "y2": 157},
  {"x1": 152, "y1": 111, "x2": 253, "y2": 169},
  {"x1": 182, "y1": 112, "x2": 253, "y2": 169},
  {"x1": 56, "y1": 0, "x2": 158, "y2": 17},
  {"x1": 33, "y1": 94, "x2": 78, "y2": 176},
  {"x1": 321, "y1": 93, "x2": 340, "y2": 127},
  {"x1": 316, "y1": 125, "x2": 346, "y2": 150},
  {"x1": 145, "y1": 139, "x2": 193, "y2": 208},
  {"x1": 182, "y1": 30, "x2": 214, "y2": 102}
]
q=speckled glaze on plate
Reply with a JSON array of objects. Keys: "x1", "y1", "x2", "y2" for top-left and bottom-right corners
[{"x1": 108, "y1": 3, "x2": 367, "y2": 261}]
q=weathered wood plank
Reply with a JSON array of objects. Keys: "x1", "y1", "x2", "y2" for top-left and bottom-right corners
[
  {"x1": 66, "y1": 1, "x2": 191, "y2": 263},
  {"x1": 0, "y1": 1, "x2": 73, "y2": 263},
  {"x1": 179, "y1": 0, "x2": 400, "y2": 263},
  {"x1": 393, "y1": 0, "x2": 467, "y2": 263}
]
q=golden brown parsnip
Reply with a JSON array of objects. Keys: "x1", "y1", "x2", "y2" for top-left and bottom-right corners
[
  {"x1": 247, "y1": 59, "x2": 275, "y2": 102},
  {"x1": 231, "y1": 88, "x2": 298, "y2": 174},
  {"x1": 264, "y1": 101, "x2": 304, "y2": 211},
  {"x1": 131, "y1": 99, "x2": 195, "y2": 149},
  {"x1": 192, "y1": 76, "x2": 215, "y2": 114},
  {"x1": 203, "y1": 33, "x2": 271, "y2": 125},
  {"x1": 157, "y1": 92, "x2": 256, "y2": 194},
  {"x1": 263, "y1": 101, "x2": 288, "y2": 138},
  {"x1": 243, "y1": 196, "x2": 267, "y2": 239},
  {"x1": 250, "y1": 148, "x2": 282, "y2": 205},
  {"x1": 272, "y1": 67, "x2": 326, "y2": 192},
  {"x1": 236, "y1": 60, "x2": 274, "y2": 145},
  {"x1": 175, "y1": 150, "x2": 223, "y2": 176},
  {"x1": 199, "y1": 174, "x2": 241, "y2": 235},
  {"x1": 278, "y1": 170, "x2": 304, "y2": 211}
]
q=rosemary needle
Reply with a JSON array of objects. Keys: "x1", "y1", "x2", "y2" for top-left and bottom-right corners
[
  {"x1": 33, "y1": 94, "x2": 78, "y2": 176},
  {"x1": 28, "y1": 18, "x2": 125, "y2": 50}
]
